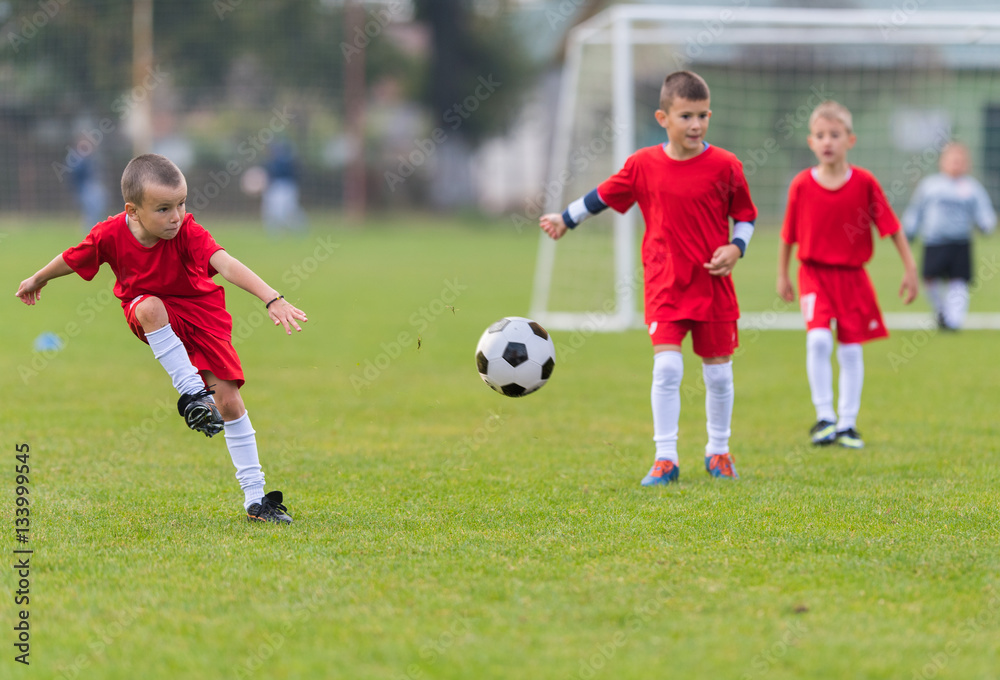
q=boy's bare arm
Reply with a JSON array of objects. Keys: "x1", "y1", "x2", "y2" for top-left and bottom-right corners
[
  {"x1": 776, "y1": 241, "x2": 795, "y2": 302},
  {"x1": 15, "y1": 254, "x2": 74, "y2": 306},
  {"x1": 209, "y1": 250, "x2": 308, "y2": 335},
  {"x1": 890, "y1": 230, "x2": 919, "y2": 304}
]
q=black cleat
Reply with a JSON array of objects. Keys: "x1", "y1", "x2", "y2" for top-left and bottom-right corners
[
  {"x1": 247, "y1": 491, "x2": 293, "y2": 524},
  {"x1": 810, "y1": 419, "x2": 837, "y2": 446},
  {"x1": 177, "y1": 388, "x2": 224, "y2": 437}
]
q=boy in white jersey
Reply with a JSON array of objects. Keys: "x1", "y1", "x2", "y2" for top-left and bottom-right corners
[{"x1": 902, "y1": 142, "x2": 996, "y2": 331}]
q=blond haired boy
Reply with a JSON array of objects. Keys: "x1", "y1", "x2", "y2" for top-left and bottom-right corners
[{"x1": 777, "y1": 101, "x2": 918, "y2": 449}]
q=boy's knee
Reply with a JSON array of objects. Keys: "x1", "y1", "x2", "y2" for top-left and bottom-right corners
[
  {"x1": 134, "y1": 296, "x2": 169, "y2": 330},
  {"x1": 806, "y1": 328, "x2": 833, "y2": 354}
]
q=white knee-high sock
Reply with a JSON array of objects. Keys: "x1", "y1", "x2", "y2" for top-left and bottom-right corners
[
  {"x1": 703, "y1": 362, "x2": 734, "y2": 456},
  {"x1": 944, "y1": 279, "x2": 969, "y2": 329},
  {"x1": 925, "y1": 279, "x2": 945, "y2": 317},
  {"x1": 651, "y1": 351, "x2": 683, "y2": 463},
  {"x1": 223, "y1": 412, "x2": 266, "y2": 509},
  {"x1": 145, "y1": 324, "x2": 206, "y2": 396},
  {"x1": 836, "y1": 343, "x2": 864, "y2": 431},
  {"x1": 806, "y1": 328, "x2": 836, "y2": 422}
]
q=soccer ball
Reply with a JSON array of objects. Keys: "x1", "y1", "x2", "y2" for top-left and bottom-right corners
[{"x1": 475, "y1": 316, "x2": 556, "y2": 397}]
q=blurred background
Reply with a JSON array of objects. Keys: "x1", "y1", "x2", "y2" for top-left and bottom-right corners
[{"x1": 2, "y1": 0, "x2": 1000, "y2": 225}]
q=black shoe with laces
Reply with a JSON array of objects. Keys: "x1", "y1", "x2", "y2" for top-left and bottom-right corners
[
  {"x1": 177, "y1": 388, "x2": 224, "y2": 437},
  {"x1": 247, "y1": 491, "x2": 293, "y2": 524},
  {"x1": 810, "y1": 419, "x2": 837, "y2": 445}
]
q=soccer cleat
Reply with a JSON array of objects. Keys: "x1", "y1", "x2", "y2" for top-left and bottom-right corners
[
  {"x1": 247, "y1": 490, "x2": 293, "y2": 524},
  {"x1": 810, "y1": 419, "x2": 837, "y2": 446},
  {"x1": 705, "y1": 453, "x2": 739, "y2": 479},
  {"x1": 640, "y1": 459, "x2": 679, "y2": 486},
  {"x1": 835, "y1": 428, "x2": 864, "y2": 449},
  {"x1": 177, "y1": 388, "x2": 224, "y2": 438}
]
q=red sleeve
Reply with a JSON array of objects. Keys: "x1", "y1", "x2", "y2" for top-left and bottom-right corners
[
  {"x1": 180, "y1": 217, "x2": 225, "y2": 277},
  {"x1": 728, "y1": 161, "x2": 757, "y2": 223},
  {"x1": 61, "y1": 231, "x2": 102, "y2": 281},
  {"x1": 596, "y1": 155, "x2": 637, "y2": 214},
  {"x1": 780, "y1": 175, "x2": 800, "y2": 245},
  {"x1": 868, "y1": 175, "x2": 901, "y2": 238}
]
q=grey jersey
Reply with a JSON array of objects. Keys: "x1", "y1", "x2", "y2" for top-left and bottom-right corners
[{"x1": 903, "y1": 173, "x2": 996, "y2": 245}]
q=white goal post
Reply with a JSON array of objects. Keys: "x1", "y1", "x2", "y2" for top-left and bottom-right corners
[{"x1": 530, "y1": 5, "x2": 1000, "y2": 332}]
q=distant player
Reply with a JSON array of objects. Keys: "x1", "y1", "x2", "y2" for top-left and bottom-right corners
[
  {"x1": 539, "y1": 70, "x2": 757, "y2": 485},
  {"x1": 777, "y1": 100, "x2": 919, "y2": 450},
  {"x1": 902, "y1": 141, "x2": 996, "y2": 331},
  {"x1": 15, "y1": 153, "x2": 307, "y2": 523}
]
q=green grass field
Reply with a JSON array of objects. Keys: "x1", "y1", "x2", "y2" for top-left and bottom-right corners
[{"x1": 2, "y1": 214, "x2": 999, "y2": 680}]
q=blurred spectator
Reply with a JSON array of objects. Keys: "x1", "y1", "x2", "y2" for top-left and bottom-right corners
[
  {"x1": 262, "y1": 141, "x2": 306, "y2": 235},
  {"x1": 67, "y1": 141, "x2": 108, "y2": 232}
]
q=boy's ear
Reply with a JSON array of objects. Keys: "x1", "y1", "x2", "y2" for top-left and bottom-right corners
[
  {"x1": 654, "y1": 109, "x2": 668, "y2": 127},
  {"x1": 124, "y1": 201, "x2": 138, "y2": 217},
  {"x1": 847, "y1": 133, "x2": 857, "y2": 149}
]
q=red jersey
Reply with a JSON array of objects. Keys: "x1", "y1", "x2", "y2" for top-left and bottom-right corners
[
  {"x1": 598, "y1": 143, "x2": 757, "y2": 323},
  {"x1": 781, "y1": 166, "x2": 900, "y2": 268},
  {"x1": 62, "y1": 212, "x2": 231, "y2": 340}
]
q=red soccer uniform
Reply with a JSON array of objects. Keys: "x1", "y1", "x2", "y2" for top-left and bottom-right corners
[
  {"x1": 62, "y1": 212, "x2": 244, "y2": 384},
  {"x1": 597, "y1": 143, "x2": 757, "y2": 324},
  {"x1": 781, "y1": 166, "x2": 900, "y2": 266},
  {"x1": 781, "y1": 167, "x2": 901, "y2": 343}
]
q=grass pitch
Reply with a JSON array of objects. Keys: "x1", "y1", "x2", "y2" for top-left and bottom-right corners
[{"x1": 1, "y1": 215, "x2": 999, "y2": 679}]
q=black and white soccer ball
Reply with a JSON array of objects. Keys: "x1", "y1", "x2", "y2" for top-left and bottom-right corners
[{"x1": 475, "y1": 316, "x2": 556, "y2": 397}]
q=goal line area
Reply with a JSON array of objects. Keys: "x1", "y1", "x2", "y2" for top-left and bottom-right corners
[{"x1": 531, "y1": 5, "x2": 1000, "y2": 332}]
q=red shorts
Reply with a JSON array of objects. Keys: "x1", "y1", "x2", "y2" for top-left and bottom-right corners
[
  {"x1": 125, "y1": 295, "x2": 245, "y2": 388},
  {"x1": 798, "y1": 262, "x2": 888, "y2": 344},
  {"x1": 648, "y1": 319, "x2": 738, "y2": 358}
]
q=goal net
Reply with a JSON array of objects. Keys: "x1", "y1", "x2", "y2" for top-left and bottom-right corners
[{"x1": 530, "y1": 5, "x2": 1000, "y2": 331}]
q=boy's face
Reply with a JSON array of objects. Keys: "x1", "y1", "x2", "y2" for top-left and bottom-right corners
[
  {"x1": 126, "y1": 180, "x2": 188, "y2": 241},
  {"x1": 940, "y1": 146, "x2": 969, "y2": 177},
  {"x1": 807, "y1": 116, "x2": 855, "y2": 166},
  {"x1": 655, "y1": 97, "x2": 712, "y2": 157}
]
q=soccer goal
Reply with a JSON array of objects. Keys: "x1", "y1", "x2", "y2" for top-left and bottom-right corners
[{"x1": 530, "y1": 5, "x2": 1000, "y2": 331}]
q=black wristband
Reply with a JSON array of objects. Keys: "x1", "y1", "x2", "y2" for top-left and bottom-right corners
[{"x1": 265, "y1": 295, "x2": 284, "y2": 309}]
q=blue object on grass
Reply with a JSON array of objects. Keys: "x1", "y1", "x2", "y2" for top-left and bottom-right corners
[{"x1": 33, "y1": 332, "x2": 65, "y2": 352}]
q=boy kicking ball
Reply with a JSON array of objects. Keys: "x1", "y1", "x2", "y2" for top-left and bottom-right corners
[{"x1": 16, "y1": 153, "x2": 307, "y2": 523}]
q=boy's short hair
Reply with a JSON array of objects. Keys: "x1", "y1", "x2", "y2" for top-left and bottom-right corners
[
  {"x1": 809, "y1": 101, "x2": 854, "y2": 134},
  {"x1": 121, "y1": 154, "x2": 184, "y2": 206},
  {"x1": 659, "y1": 71, "x2": 710, "y2": 111}
]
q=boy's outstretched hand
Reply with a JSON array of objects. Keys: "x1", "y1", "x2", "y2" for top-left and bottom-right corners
[
  {"x1": 539, "y1": 213, "x2": 569, "y2": 240},
  {"x1": 704, "y1": 244, "x2": 741, "y2": 277},
  {"x1": 268, "y1": 298, "x2": 308, "y2": 335},
  {"x1": 15, "y1": 277, "x2": 45, "y2": 305}
]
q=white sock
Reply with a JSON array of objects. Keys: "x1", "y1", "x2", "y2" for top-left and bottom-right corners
[
  {"x1": 944, "y1": 279, "x2": 969, "y2": 329},
  {"x1": 651, "y1": 351, "x2": 683, "y2": 464},
  {"x1": 223, "y1": 412, "x2": 266, "y2": 510},
  {"x1": 925, "y1": 279, "x2": 945, "y2": 318},
  {"x1": 145, "y1": 324, "x2": 206, "y2": 396},
  {"x1": 703, "y1": 361, "x2": 734, "y2": 456},
  {"x1": 836, "y1": 343, "x2": 864, "y2": 431},
  {"x1": 806, "y1": 328, "x2": 836, "y2": 422}
]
